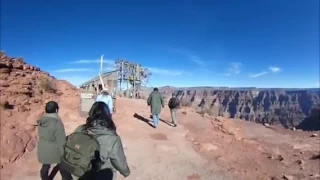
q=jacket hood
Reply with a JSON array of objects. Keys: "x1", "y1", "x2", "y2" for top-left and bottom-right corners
[
  {"x1": 151, "y1": 91, "x2": 161, "y2": 95},
  {"x1": 86, "y1": 126, "x2": 117, "y2": 136},
  {"x1": 37, "y1": 113, "x2": 59, "y2": 127}
]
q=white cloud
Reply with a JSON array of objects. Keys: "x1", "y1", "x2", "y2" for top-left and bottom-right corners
[
  {"x1": 225, "y1": 62, "x2": 242, "y2": 75},
  {"x1": 168, "y1": 48, "x2": 205, "y2": 66},
  {"x1": 69, "y1": 59, "x2": 115, "y2": 65},
  {"x1": 104, "y1": 66, "x2": 116, "y2": 71},
  {"x1": 53, "y1": 68, "x2": 94, "y2": 73},
  {"x1": 249, "y1": 71, "x2": 270, "y2": 78},
  {"x1": 190, "y1": 55, "x2": 205, "y2": 65},
  {"x1": 249, "y1": 66, "x2": 282, "y2": 78},
  {"x1": 147, "y1": 67, "x2": 184, "y2": 76},
  {"x1": 68, "y1": 57, "x2": 184, "y2": 76},
  {"x1": 268, "y1": 66, "x2": 281, "y2": 73}
]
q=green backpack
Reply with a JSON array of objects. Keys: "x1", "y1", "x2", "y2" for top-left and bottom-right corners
[{"x1": 60, "y1": 131, "x2": 102, "y2": 177}]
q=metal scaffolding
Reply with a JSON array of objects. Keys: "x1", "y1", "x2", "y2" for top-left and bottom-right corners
[{"x1": 115, "y1": 59, "x2": 151, "y2": 98}]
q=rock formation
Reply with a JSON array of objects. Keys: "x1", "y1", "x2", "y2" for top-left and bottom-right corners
[
  {"x1": 159, "y1": 87, "x2": 320, "y2": 130},
  {"x1": 296, "y1": 104, "x2": 320, "y2": 131},
  {"x1": 0, "y1": 51, "x2": 79, "y2": 167}
]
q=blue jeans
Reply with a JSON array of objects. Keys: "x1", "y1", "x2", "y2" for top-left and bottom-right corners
[{"x1": 152, "y1": 114, "x2": 160, "y2": 128}]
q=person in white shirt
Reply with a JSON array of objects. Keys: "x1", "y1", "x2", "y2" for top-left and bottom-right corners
[{"x1": 96, "y1": 90, "x2": 114, "y2": 116}]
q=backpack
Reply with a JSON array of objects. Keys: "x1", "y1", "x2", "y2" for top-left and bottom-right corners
[
  {"x1": 60, "y1": 131, "x2": 102, "y2": 177},
  {"x1": 168, "y1": 97, "x2": 179, "y2": 109}
]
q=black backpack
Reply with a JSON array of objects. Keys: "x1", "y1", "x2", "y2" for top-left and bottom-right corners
[{"x1": 168, "y1": 97, "x2": 179, "y2": 109}]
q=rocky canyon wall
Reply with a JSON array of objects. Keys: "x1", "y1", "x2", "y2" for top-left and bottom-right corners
[
  {"x1": 161, "y1": 88, "x2": 319, "y2": 130},
  {"x1": 0, "y1": 51, "x2": 79, "y2": 167}
]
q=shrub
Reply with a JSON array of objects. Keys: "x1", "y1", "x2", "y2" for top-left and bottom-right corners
[
  {"x1": 40, "y1": 78, "x2": 57, "y2": 93},
  {"x1": 197, "y1": 106, "x2": 218, "y2": 116},
  {"x1": 0, "y1": 100, "x2": 13, "y2": 109},
  {"x1": 0, "y1": 101, "x2": 7, "y2": 108},
  {"x1": 180, "y1": 98, "x2": 192, "y2": 107}
]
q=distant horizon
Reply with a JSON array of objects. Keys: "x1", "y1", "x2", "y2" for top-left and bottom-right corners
[
  {"x1": 66, "y1": 68, "x2": 319, "y2": 89},
  {"x1": 148, "y1": 85, "x2": 320, "y2": 90},
  {"x1": 1, "y1": 50, "x2": 319, "y2": 90}
]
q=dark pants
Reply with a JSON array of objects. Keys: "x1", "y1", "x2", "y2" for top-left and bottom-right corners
[{"x1": 40, "y1": 164, "x2": 72, "y2": 180}]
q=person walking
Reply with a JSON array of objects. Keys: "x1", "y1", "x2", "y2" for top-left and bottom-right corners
[
  {"x1": 37, "y1": 101, "x2": 72, "y2": 180},
  {"x1": 168, "y1": 93, "x2": 180, "y2": 127},
  {"x1": 147, "y1": 87, "x2": 164, "y2": 128},
  {"x1": 96, "y1": 90, "x2": 114, "y2": 115},
  {"x1": 61, "y1": 102, "x2": 130, "y2": 180}
]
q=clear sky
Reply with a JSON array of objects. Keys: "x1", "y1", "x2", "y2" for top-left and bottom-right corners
[{"x1": 1, "y1": 0, "x2": 319, "y2": 88}]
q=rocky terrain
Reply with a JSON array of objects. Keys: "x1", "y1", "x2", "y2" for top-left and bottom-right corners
[
  {"x1": 0, "y1": 52, "x2": 319, "y2": 180},
  {"x1": 2, "y1": 97, "x2": 320, "y2": 180},
  {"x1": 0, "y1": 51, "x2": 79, "y2": 168},
  {"x1": 157, "y1": 87, "x2": 320, "y2": 131}
]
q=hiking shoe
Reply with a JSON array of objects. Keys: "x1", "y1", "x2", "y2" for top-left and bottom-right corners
[{"x1": 173, "y1": 124, "x2": 177, "y2": 127}]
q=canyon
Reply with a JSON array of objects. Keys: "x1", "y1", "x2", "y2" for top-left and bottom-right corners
[{"x1": 158, "y1": 87, "x2": 320, "y2": 131}]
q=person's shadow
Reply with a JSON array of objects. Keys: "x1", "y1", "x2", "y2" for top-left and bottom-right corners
[
  {"x1": 133, "y1": 113, "x2": 175, "y2": 128},
  {"x1": 133, "y1": 113, "x2": 155, "y2": 128},
  {"x1": 48, "y1": 165, "x2": 60, "y2": 179},
  {"x1": 149, "y1": 115, "x2": 175, "y2": 127}
]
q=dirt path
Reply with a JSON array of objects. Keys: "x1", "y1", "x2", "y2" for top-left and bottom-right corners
[{"x1": 1, "y1": 98, "x2": 233, "y2": 180}]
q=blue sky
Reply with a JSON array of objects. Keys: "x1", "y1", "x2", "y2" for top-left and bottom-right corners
[{"x1": 1, "y1": 0, "x2": 319, "y2": 88}]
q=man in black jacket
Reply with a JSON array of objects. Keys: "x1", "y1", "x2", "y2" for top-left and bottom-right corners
[{"x1": 168, "y1": 94, "x2": 180, "y2": 127}]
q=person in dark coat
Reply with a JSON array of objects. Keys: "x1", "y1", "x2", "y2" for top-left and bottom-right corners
[
  {"x1": 147, "y1": 88, "x2": 164, "y2": 128},
  {"x1": 37, "y1": 101, "x2": 72, "y2": 180},
  {"x1": 168, "y1": 93, "x2": 180, "y2": 127},
  {"x1": 73, "y1": 101, "x2": 130, "y2": 180}
]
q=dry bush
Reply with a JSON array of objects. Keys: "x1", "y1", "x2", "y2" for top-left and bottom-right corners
[
  {"x1": 40, "y1": 78, "x2": 57, "y2": 93},
  {"x1": 197, "y1": 107, "x2": 207, "y2": 115},
  {"x1": 180, "y1": 98, "x2": 192, "y2": 107},
  {"x1": 198, "y1": 106, "x2": 218, "y2": 116},
  {"x1": 163, "y1": 97, "x2": 168, "y2": 104},
  {"x1": 0, "y1": 100, "x2": 13, "y2": 109},
  {"x1": 0, "y1": 101, "x2": 7, "y2": 108}
]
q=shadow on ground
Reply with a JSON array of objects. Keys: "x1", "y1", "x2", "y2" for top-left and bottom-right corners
[
  {"x1": 129, "y1": 113, "x2": 176, "y2": 128},
  {"x1": 148, "y1": 115, "x2": 175, "y2": 127},
  {"x1": 2, "y1": 101, "x2": 14, "y2": 109},
  {"x1": 311, "y1": 154, "x2": 320, "y2": 160},
  {"x1": 49, "y1": 165, "x2": 60, "y2": 179},
  {"x1": 159, "y1": 119, "x2": 175, "y2": 127},
  {"x1": 133, "y1": 113, "x2": 155, "y2": 128}
]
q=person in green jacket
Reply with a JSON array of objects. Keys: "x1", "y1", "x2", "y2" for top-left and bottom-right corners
[
  {"x1": 147, "y1": 87, "x2": 164, "y2": 128},
  {"x1": 73, "y1": 101, "x2": 130, "y2": 180},
  {"x1": 37, "y1": 101, "x2": 72, "y2": 180}
]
